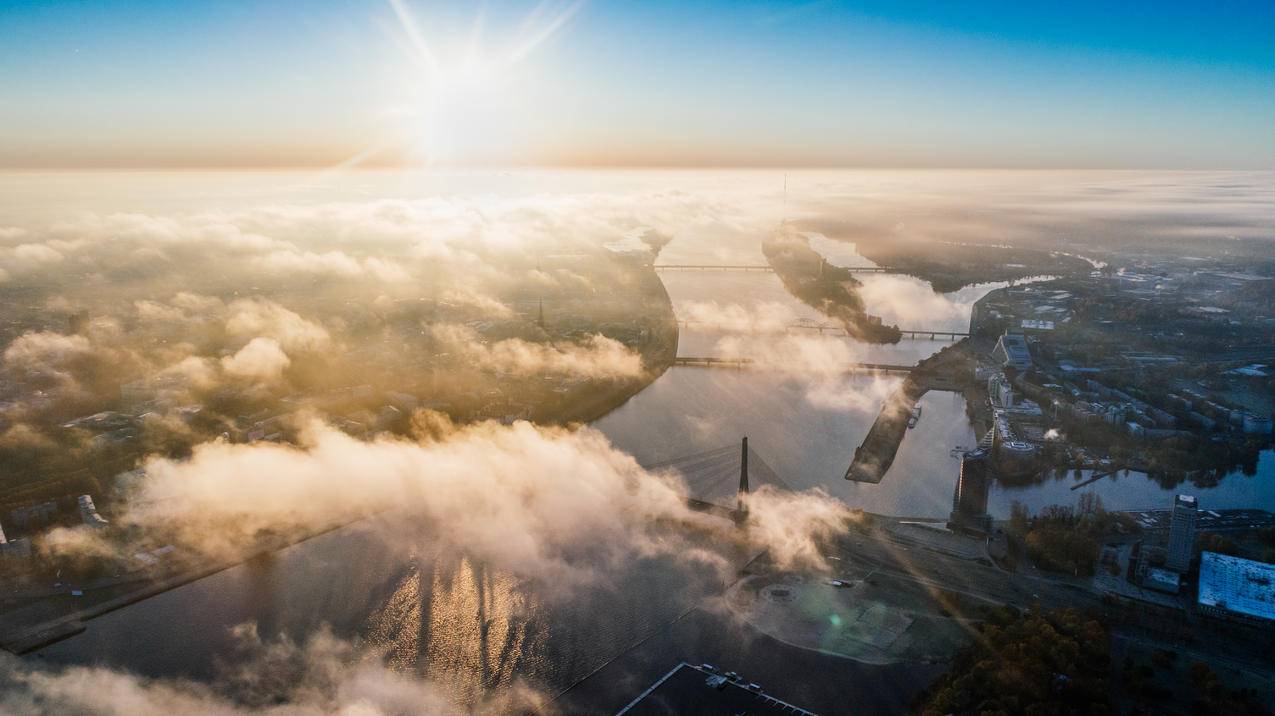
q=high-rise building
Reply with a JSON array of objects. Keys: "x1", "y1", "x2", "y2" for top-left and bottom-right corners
[
  {"x1": 1166, "y1": 494, "x2": 1198, "y2": 572},
  {"x1": 949, "y1": 449, "x2": 992, "y2": 534}
]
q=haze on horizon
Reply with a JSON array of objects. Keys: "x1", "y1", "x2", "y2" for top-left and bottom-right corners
[{"x1": 2, "y1": 0, "x2": 1274, "y2": 170}]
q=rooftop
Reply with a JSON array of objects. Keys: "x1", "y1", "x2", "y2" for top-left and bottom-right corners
[
  {"x1": 617, "y1": 662, "x2": 817, "y2": 716},
  {"x1": 1197, "y1": 552, "x2": 1275, "y2": 622}
]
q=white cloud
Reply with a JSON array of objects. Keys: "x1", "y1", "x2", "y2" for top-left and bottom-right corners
[
  {"x1": 225, "y1": 300, "x2": 330, "y2": 353},
  {"x1": 221, "y1": 337, "x2": 291, "y2": 381},
  {"x1": 0, "y1": 626, "x2": 548, "y2": 716},
  {"x1": 431, "y1": 324, "x2": 644, "y2": 379}
]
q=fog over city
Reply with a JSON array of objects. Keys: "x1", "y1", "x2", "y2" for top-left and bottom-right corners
[{"x1": 3, "y1": 0, "x2": 1275, "y2": 711}]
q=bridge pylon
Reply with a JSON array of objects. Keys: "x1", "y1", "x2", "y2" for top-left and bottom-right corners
[{"x1": 734, "y1": 436, "x2": 752, "y2": 527}]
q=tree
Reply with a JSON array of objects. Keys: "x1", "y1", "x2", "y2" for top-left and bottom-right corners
[
  {"x1": 1078, "y1": 492, "x2": 1105, "y2": 519},
  {"x1": 1008, "y1": 500, "x2": 1031, "y2": 538},
  {"x1": 917, "y1": 608, "x2": 1110, "y2": 715}
]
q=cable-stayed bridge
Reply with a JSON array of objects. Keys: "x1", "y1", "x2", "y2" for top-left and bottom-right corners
[{"x1": 641, "y1": 438, "x2": 793, "y2": 522}]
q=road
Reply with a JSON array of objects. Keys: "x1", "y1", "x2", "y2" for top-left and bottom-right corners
[{"x1": 832, "y1": 518, "x2": 1102, "y2": 614}]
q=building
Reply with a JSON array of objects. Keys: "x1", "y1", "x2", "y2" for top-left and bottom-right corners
[
  {"x1": 78, "y1": 495, "x2": 110, "y2": 529},
  {"x1": 8, "y1": 501, "x2": 58, "y2": 530},
  {"x1": 616, "y1": 662, "x2": 816, "y2": 716},
  {"x1": 0, "y1": 518, "x2": 32, "y2": 559},
  {"x1": 1020, "y1": 319, "x2": 1055, "y2": 331},
  {"x1": 988, "y1": 374, "x2": 1016, "y2": 408},
  {"x1": 1166, "y1": 494, "x2": 1198, "y2": 573},
  {"x1": 949, "y1": 449, "x2": 993, "y2": 534},
  {"x1": 1196, "y1": 552, "x2": 1275, "y2": 625},
  {"x1": 1242, "y1": 413, "x2": 1273, "y2": 435},
  {"x1": 992, "y1": 332, "x2": 1032, "y2": 371},
  {"x1": 989, "y1": 411, "x2": 1038, "y2": 477},
  {"x1": 1142, "y1": 567, "x2": 1181, "y2": 594}
]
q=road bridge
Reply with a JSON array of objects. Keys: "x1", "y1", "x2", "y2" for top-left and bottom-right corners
[
  {"x1": 654, "y1": 264, "x2": 895, "y2": 274},
  {"x1": 672, "y1": 356, "x2": 915, "y2": 373},
  {"x1": 674, "y1": 319, "x2": 967, "y2": 340}
]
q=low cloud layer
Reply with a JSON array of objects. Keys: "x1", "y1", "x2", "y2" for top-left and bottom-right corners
[
  {"x1": 0, "y1": 626, "x2": 549, "y2": 716},
  {"x1": 677, "y1": 300, "x2": 803, "y2": 332},
  {"x1": 855, "y1": 275, "x2": 986, "y2": 330},
  {"x1": 220, "y1": 337, "x2": 291, "y2": 381},
  {"x1": 431, "y1": 325, "x2": 645, "y2": 380},
  {"x1": 97, "y1": 417, "x2": 851, "y2": 586}
]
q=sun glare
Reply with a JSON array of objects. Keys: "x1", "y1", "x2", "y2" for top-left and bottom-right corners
[{"x1": 376, "y1": 0, "x2": 583, "y2": 166}]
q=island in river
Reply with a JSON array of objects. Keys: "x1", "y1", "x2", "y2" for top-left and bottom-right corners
[{"x1": 762, "y1": 228, "x2": 903, "y2": 343}]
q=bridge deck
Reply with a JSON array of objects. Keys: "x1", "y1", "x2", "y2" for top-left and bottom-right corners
[
  {"x1": 654, "y1": 264, "x2": 894, "y2": 274},
  {"x1": 672, "y1": 356, "x2": 915, "y2": 373},
  {"x1": 674, "y1": 320, "x2": 967, "y2": 339}
]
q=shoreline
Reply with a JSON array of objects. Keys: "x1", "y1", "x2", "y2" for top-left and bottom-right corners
[
  {"x1": 0, "y1": 514, "x2": 367, "y2": 655},
  {"x1": 550, "y1": 263, "x2": 680, "y2": 426},
  {"x1": 1, "y1": 265, "x2": 682, "y2": 657}
]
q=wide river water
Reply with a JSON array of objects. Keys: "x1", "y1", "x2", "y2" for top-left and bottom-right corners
[{"x1": 21, "y1": 170, "x2": 1275, "y2": 709}]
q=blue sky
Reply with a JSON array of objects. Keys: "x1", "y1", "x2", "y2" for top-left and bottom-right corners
[{"x1": 1, "y1": 0, "x2": 1273, "y2": 168}]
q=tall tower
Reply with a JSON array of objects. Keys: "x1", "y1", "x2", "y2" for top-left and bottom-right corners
[
  {"x1": 737, "y1": 436, "x2": 750, "y2": 515},
  {"x1": 949, "y1": 449, "x2": 992, "y2": 534},
  {"x1": 537, "y1": 299, "x2": 546, "y2": 330},
  {"x1": 1166, "y1": 494, "x2": 1198, "y2": 572}
]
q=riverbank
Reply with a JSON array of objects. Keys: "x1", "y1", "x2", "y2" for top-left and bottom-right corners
[
  {"x1": 847, "y1": 340, "x2": 978, "y2": 483},
  {"x1": 800, "y1": 225, "x2": 1093, "y2": 292},
  {"x1": 0, "y1": 514, "x2": 369, "y2": 655},
  {"x1": 762, "y1": 228, "x2": 902, "y2": 343},
  {"x1": 550, "y1": 264, "x2": 680, "y2": 425}
]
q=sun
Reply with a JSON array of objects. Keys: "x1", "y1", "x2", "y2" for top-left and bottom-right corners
[
  {"x1": 370, "y1": 0, "x2": 584, "y2": 166},
  {"x1": 411, "y1": 58, "x2": 510, "y2": 164}
]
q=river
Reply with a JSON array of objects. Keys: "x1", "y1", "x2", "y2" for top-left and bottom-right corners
[{"x1": 22, "y1": 170, "x2": 1275, "y2": 710}]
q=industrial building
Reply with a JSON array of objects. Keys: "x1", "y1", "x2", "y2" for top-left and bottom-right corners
[
  {"x1": 1166, "y1": 494, "x2": 1198, "y2": 573},
  {"x1": 1196, "y1": 552, "x2": 1275, "y2": 625}
]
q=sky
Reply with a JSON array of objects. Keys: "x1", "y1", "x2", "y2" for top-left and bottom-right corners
[{"x1": 1, "y1": 0, "x2": 1273, "y2": 169}]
